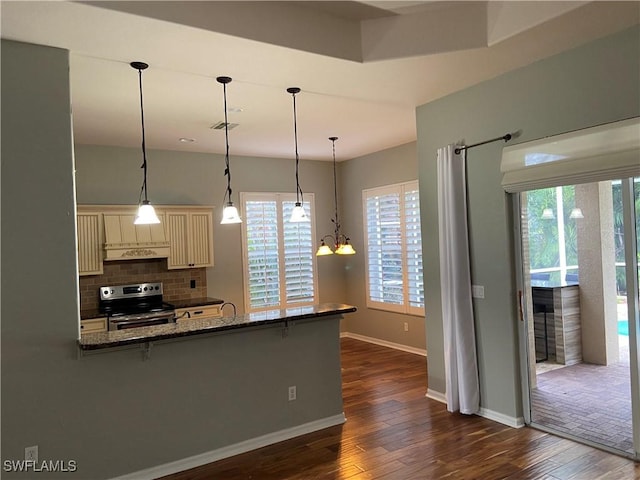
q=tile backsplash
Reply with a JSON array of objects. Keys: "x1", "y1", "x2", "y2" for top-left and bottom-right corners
[{"x1": 79, "y1": 258, "x2": 207, "y2": 311}]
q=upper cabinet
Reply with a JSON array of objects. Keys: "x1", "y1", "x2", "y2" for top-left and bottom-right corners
[
  {"x1": 165, "y1": 207, "x2": 214, "y2": 269},
  {"x1": 76, "y1": 205, "x2": 214, "y2": 274},
  {"x1": 76, "y1": 210, "x2": 104, "y2": 276}
]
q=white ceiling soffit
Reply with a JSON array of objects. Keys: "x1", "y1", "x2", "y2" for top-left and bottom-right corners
[{"x1": 1, "y1": 1, "x2": 638, "y2": 161}]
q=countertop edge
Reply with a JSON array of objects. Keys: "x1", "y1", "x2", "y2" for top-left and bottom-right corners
[{"x1": 78, "y1": 304, "x2": 357, "y2": 351}]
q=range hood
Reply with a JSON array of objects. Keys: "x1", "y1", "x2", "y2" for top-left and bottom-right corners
[{"x1": 103, "y1": 213, "x2": 170, "y2": 260}]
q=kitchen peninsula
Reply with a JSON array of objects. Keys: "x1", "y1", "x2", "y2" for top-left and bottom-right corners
[{"x1": 79, "y1": 303, "x2": 356, "y2": 351}]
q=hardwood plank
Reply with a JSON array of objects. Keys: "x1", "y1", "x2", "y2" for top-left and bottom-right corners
[{"x1": 159, "y1": 338, "x2": 637, "y2": 480}]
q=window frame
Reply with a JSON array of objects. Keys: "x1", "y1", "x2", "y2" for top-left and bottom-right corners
[
  {"x1": 362, "y1": 180, "x2": 424, "y2": 316},
  {"x1": 240, "y1": 192, "x2": 319, "y2": 313}
]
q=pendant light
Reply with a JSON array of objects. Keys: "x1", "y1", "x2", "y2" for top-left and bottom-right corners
[
  {"x1": 217, "y1": 76, "x2": 242, "y2": 224},
  {"x1": 570, "y1": 207, "x2": 584, "y2": 219},
  {"x1": 316, "y1": 137, "x2": 355, "y2": 256},
  {"x1": 287, "y1": 87, "x2": 309, "y2": 222},
  {"x1": 541, "y1": 208, "x2": 555, "y2": 220},
  {"x1": 131, "y1": 61, "x2": 160, "y2": 225}
]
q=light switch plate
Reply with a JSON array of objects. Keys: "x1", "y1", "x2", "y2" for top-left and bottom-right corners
[{"x1": 472, "y1": 285, "x2": 485, "y2": 299}]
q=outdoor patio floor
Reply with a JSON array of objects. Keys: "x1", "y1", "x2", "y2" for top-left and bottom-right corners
[{"x1": 531, "y1": 336, "x2": 634, "y2": 455}]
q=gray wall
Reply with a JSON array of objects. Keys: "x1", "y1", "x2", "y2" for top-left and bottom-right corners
[
  {"x1": 416, "y1": 26, "x2": 640, "y2": 419},
  {"x1": 1, "y1": 40, "x2": 344, "y2": 479},
  {"x1": 339, "y1": 142, "x2": 427, "y2": 350},
  {"x1": 74, "y1": 143, "x2": 348, "y2": 312}
]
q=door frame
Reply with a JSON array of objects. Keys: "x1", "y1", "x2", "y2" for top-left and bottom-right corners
[{"x1": 621, "y1": 177, "x2": 640, "y2": 457}]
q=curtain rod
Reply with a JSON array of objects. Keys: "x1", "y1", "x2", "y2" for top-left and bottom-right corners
[{"x1": 454, "y1": 133, "x2": 512, "y2": 155}]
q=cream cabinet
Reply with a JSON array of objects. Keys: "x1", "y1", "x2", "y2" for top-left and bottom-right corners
[
  {"x1": 80, "y1": 317, "x2": 108, "y2": 335},
  {"x1": 175, "y1": 304, "x2": 222, "y2": 323},
  {"x1": 75, "y1": 205, "x2": 214, "y2": 273},
  {"x1": 165, "y1": 208, "x2": 214, "y2": 269},
  {"x1": 76, "y1": 210, "x2": 104, "y2": 276}
]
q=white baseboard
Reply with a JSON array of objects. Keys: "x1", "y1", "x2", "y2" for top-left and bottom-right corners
[
  {"x1": 112, "y1": 413, "x2": 346, "y2": 480},
  {"x1": 426, "y1": 391, "x2": 524, "y2": 428},
  {"x1": 478, "y1": 407, "x2": 525, "y2": 428},
  {"x1": 425, "y1": 389, "x2": 447, "y2": 404},
  {"x1": 341, "y1": 332, "x2": 427, "y2": 357}
]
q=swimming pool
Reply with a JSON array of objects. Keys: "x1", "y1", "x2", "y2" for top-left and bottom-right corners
[{"x1": 619, "y1": 320, "x2": 628, "y2": 336}]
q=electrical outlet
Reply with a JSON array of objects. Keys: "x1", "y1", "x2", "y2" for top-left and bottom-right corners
[
  {"x1": 288, "y1": 386, "x2": 297, "y2": 401},
  {"x1": 404, "y1": 322, "x2": 409, "y2": 332},
  {"x1": 190, "y1": 279, "x2": 196, "y2": 289},
  {"x1": 25, "y1": 445, "x2": 38, "y2": 463}
]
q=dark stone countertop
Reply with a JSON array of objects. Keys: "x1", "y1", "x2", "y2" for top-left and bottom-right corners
[{"x1": 78, "y1": 303, "x2": 357, "y2": 351}]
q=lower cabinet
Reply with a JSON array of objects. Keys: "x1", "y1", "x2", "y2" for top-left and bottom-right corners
[
  {"x1": 175, "y1": 304, "x2": 222, "y2": 322},
  {"x1": 80, "y1": 317, "x2": 108, "y2": 335}
]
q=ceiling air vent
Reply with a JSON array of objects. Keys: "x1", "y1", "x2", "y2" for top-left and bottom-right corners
[{"x1": 211, "y1": 121, "x2": 239, "y2": 130}]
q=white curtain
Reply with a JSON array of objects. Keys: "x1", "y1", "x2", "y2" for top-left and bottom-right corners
[{"x1": 437, "y1": 144, "x2": 480, "y2": 415}]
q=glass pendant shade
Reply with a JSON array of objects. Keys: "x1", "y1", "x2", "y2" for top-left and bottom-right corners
[
  {"x1": 316, "y1": 239, "x2": 334, "y2": 256},
  {"x1": 290, "y1": 203, "x2": 308, "y2": 222},
  {"x1": 134, "y1": 200, "x2": 161, "y2": 225},
  {"x1": 570, "y1": 207, "x2": 584, "y2": 219},
  {"x1": 336, "y1": 241, "x2": 356, "y2": 255},
  {"x1": 541, "y1": 208, "x2": 555, "y2": 219},
  {"x1": 221, "y1": 203, "x2": 242, "y2": 224}
]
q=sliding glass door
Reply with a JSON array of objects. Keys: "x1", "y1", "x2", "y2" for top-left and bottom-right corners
[{"x1": 519, "y1": 179, "x2": 639, "y2": 457}]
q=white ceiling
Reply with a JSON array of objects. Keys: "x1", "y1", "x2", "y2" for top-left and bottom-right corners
[{"x1": 1, "y1": 1, "x2": 638, "y2": 161}]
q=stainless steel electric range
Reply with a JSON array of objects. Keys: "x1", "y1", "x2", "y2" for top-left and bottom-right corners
[{"x1": 99, "y1": 282, "x2": 176, "y2": 331}]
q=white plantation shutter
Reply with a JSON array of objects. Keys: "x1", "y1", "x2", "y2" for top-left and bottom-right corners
[
  {"x1": 241, "y1": 193, "x2": 317, "y2": 312},
  {"x1": 404, "y1": 186, "x2": 424, "y2": 314},
  {"x1": 244, "y1": 199, "x2": 280, "y2": 309},
  {"x1": 363, "y1": 181, "x2": 424, "y2": 315},
  {"x1": 283, "y1": 200, "x2": 315, "y2": 304},
  {"x1": 366, "y1": 187, "x2": 403, "y2": 309}
]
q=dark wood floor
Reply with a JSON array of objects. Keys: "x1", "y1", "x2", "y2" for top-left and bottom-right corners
[{"x1": 160, "y1": 337, "x2": 638, "y2": 480}]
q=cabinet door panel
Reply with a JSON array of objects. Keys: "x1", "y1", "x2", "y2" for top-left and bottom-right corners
[
  {"x1": 167, "y1": 213, "x2": 190, "y2": 269},
  {"x1": 77, "y1": 213, "x2": 103, "y2": 275},
  {"x1": 190, "y1": 212, "x2": 213, "y2": 267}
]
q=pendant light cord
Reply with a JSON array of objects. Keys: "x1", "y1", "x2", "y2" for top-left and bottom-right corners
[
  {"x1": 222, "y1": 80, "x2": 232, "y2": 205},
  {"x1": 330, "y1": 137, "x2": 340, "y2": 241},
  {"x1": 291, "y1": 91, "x2": 303, "y2": 204},
  {"x1": 137, "y1": 66, "x2": 149, "y2": 204}
]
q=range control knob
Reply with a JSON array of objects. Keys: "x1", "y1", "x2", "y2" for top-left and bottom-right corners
[
  {"x1": 103, "y1": 290, "x2": 109, "y2": 296},
  {"x1": 143, "y1": 287, "x2": 148, "y2": 291}
]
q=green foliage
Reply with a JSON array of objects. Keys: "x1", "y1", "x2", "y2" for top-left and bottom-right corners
[{"x1": 527, "y1": 180, "x2": 639, "y2": 295}]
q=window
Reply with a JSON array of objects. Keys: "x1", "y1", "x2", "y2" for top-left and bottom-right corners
[
  {"x1": 240, "y1": 192, "x2": 318, "y2": 312},
  {"x1": 363, "y1": 181, "x2": 424, "y2": 315}
]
